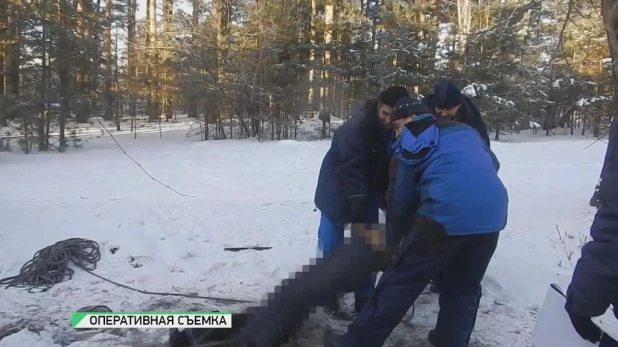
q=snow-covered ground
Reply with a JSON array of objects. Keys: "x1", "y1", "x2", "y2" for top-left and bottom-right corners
[{"x1": 0, "y1": 125, "x2": 607, "y2": 346}]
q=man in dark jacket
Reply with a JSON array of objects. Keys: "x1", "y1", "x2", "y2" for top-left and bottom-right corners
[
  {"x1": 421, "y1": 79, "x2": 491, "y2": 293},
  {"x1": 314, "y1": 86, "x2": 410, "y2": 314},
  {"x1": 422, "y1": 79, "x2": 490, "y2": 147},
  {"x1": 565, "y1": 117, "x2": 618, "y2": 347}
]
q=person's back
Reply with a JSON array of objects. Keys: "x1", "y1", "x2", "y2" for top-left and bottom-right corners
[
  {"x1": 417, "y1": 118, "x2": 506, "y2": 234},
  {"x1": 314, "y1": 116, "x2": 365, "y2": 224},
  {"x1": 389, "y1": 113, "x2": 508, "y2": 239}
]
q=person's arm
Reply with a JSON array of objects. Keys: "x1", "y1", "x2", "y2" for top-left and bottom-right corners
[
  {"x1": 566, "y1": 137, "x2": 618, "y2": 317},
  {"x1": 386, "y1": 157, "x2": 421, "y2": 246},
  {"x1": 336, "y1": 125, "x2": 370, "y2": 223},
  {"x1": 564, "y1": 117, "x2": 618, "y2": 343},
  {"x1": 463, "y1": 96, "x2": 491, "y2": 148}
]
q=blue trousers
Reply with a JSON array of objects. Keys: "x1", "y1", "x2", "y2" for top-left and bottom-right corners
[
  {"x1": 342, "y1": 230, "x2": 500, "y2": 347},
  {"x1": 317, "y1": 210, "x2": 379, "y2": 299}
]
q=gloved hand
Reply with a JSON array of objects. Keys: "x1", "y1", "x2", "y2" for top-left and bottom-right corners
[{"x1": 568, "y1": 311, "x2": 603, "y2": 343}]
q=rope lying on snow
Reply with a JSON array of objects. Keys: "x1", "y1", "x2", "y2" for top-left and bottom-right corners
[
  {"x1": 0, "y1": 238, "x2": 101, "y2": 292},
  {"x1": 0, "y1": 238, "x2": 253, "y2": 303}
]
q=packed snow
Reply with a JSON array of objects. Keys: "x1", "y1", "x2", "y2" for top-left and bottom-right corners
[{"x1": 0, "y1": 123, "x2": 607, "y2": 346}]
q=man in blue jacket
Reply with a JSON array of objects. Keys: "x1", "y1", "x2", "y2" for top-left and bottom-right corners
[
  {"x1": 565, "y1": 117, "x2": 618, "y2": 347},
  {"x1": 421, "y1": 79, "x2": 491, "y2": 293},
  {"x1": 338, "y1": 97, "x2": 509, "y2": 347},
  {"x1": 314, "y1": 86, "x2": 410, "y2": 315}
]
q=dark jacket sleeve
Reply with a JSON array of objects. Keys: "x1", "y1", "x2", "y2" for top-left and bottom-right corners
[
  {"x1": 461, "y1": 96, "x2": 491, "y2": 148},
  {"x1": 336, "y1": 120, "x2": 370, "y2": 223},
  {"x1": 386, "y1": 157, "x2": 421, "y2": 246},
  {"x1": 566, "y1": 118, "x2": 618, "y2": 317}
]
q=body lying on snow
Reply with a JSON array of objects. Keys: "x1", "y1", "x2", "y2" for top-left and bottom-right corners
[{"x1": 207, "y1": 97, "x2": 509, "y2": 347}]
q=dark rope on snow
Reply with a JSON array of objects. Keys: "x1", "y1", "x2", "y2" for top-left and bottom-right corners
[
  {"x1": 96, "y1": 118, "x2": 195, "y2": 198},
  {"x1": 0, "y1": 238, "x2": 101, "y2": 292},
  {"x1": 0, "y1": 238, "x2": 253, "y2": 304}
]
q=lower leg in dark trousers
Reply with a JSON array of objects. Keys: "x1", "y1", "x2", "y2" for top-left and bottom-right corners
[
  {"x1": 431, "y1": 232, "x2": 500, "y2": 347},
  {"x1": 341, "y1": 246, "x2": 450, "y2": 347}
]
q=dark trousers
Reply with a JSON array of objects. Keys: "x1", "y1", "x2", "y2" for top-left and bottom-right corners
[
  {"x1": 342, "y1": 230, "x2": 500, "y2": 347},
  {"x1": 601, "y1": 335, "x2": 618, "y2": 347}
]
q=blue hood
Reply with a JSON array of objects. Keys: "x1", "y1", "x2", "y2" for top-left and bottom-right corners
[{"x1": 393, "y1": 113, "x2": 439, "y2": 166}]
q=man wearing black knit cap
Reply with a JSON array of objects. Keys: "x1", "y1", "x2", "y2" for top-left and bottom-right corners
[
  {"x1": 422, "y1": 79, "x2": 491, "y2": 294},
  {"x1": 422, "y1": 79, "x2": 490, "y2": 147},
  {"x1": 314, "y1": 86, "x2": 409, "y2": 316}
]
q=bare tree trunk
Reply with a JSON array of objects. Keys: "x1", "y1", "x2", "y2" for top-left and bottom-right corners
[
  {"x1": 104, "y1": 0, "x2": 113, "y2": 121},
  {"x1": 57, "y1": 0, "x2": 70, "y2": 151},
  {"x1": 188, "y1": 0, "x2": 200, "y2": 118},
  {"x1": 6, "y1": 0, "x2": 21, "y2": 125},
  {"x1": 38, "y1": 0, "x2": 49, "y2": 150},
  {"x1": 147, "y1": 0, "x2": 158, "y2": 121},
  {"x1": 114, "y1": 27, "x2": 121, "y2": 131},
  {"x1": 75, "y1": 0, "x2": 91, "y2": 123},
  {"x1": 162, "y1": 0, "x2": 174, "y2": 122},
  {"x1": 456, "y1": 0, "x2": 471, "y2": 72},
  {"x1": 0, "y1": 0, "x2": 5, "y2": 127},
  {"x1": 127, "y1": 0, "x2": 137, "y2": 127}
]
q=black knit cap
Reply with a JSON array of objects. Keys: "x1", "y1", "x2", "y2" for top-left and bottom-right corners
[
  {"x1": 391, "y1": 97, "x2": 428, "y2": 122},
  {"x1": 433, "y1": 79, "x2": 462, "y2": 109},
  {"x1": 378, "y1": 86, "x2": 410, "y2": 107}
]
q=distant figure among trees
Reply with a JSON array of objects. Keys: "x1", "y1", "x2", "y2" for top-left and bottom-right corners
[{"x1": 319, "y1": 108, "x2": 332, "y2": 138}]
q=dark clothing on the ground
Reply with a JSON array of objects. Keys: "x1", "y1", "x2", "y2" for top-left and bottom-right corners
[
  {"x1": 566, "y1": 115, "x2": 618, "y2": 345},
  {"x1": 234, "y1": 234, "x2": 390, "y2": 347},
  {"x1": 422, "y1": 94, "x2": 491, "y2": 148},
  {"x1": 314, "y1": 100, "x2": 392, "y2": 225}
]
